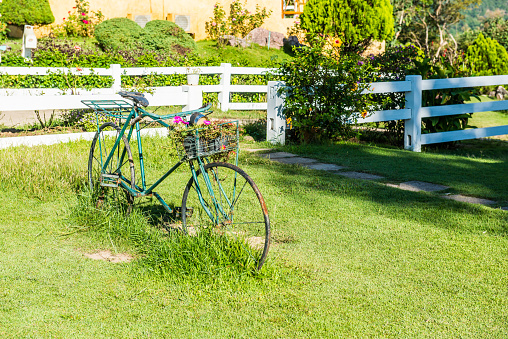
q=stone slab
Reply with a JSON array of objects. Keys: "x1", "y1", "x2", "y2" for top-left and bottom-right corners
[
  {"x1": 272, "y1": 157, "x2": 317, "y2": 164},
  {"x1": 258, "y1": 152, "x2": 298, "y2": 159},
  {"x1": 301, "y1": 163, "x2": 346, "y2": 171},
  {"x1": 501, "y1": 207, "x2": 508, "y2": 211},
  {"x1": 398, "y1": 181, "x2": 449, "y2": 192},
  {"x1": 384, "y1": 183, "x2": 400, "y2": 189},
  {"x1": 442, "y1": 194, "x2": 496, "y2": 205},
  {"x1": 334, "y1": 171, "x2": 384, "y2": 180}
]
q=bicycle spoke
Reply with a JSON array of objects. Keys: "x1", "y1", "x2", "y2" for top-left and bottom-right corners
[{"x1": 181, "y1": 162, "x2": 270, "y2": 270}]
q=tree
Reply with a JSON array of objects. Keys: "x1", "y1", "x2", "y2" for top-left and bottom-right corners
[
  {"x1": 482, "y1": 17, "x2": 508, "y2": 50},
  {"x1": 396, "y1": 0, "x2": 480, "y2": 59},
  {"x1": 466, "y1": 33, "x2": 508, "y2": 76},
  {"x1": 0, "y1": 0, "x2": 54, "y2": 26},
  {"x1": 300, "y1": 0, "x2": 394, "y2": 53}
]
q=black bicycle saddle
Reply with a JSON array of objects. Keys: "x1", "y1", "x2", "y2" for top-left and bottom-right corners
[{"x1": 118, "y1": 91, "x2": 149, "y2": 107}]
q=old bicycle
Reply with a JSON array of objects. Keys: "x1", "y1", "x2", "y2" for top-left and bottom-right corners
[{"x1": 82, "y1": 91, "x2": 270, "y2": 270}]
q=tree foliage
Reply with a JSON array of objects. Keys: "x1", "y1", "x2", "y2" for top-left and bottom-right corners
[
  {"x1": 456, "y1": 0, "x2": 508, "y2": 32},
  {"x1": 466, "y1": 32, "x2": 508, "y2": 76},
  {"x1": 482, "y1": 17, "x2": 508, "y2": 50},
  {"x1": 396, "y1": 0, "x2": 480, "y2": 59},
  {"x1": 205, "y1": 1, "x2": 271, "y2": 44},
  {"x1": 0, "y1": 0, "x2": 54, "y2": 26},
  {"x1": 300, "y1": 0, "x2": 394, "y2": 53}
]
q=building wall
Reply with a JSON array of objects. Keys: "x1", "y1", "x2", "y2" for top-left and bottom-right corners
[{"x1": 47, "y1": 0, "x2": 297, "y2": 40}]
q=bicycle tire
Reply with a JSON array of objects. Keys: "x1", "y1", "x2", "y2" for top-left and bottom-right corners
[
  {"x1": 181, "y1": 162, "x2": 270, "y2": 270},
  {"x1": 88, "y1": 122, "x2": 136, "y2": 213}
]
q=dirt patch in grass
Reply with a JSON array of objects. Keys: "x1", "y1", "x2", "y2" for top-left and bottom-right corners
[{"x1": 84, "y1": 250, "x2": 134, "y2": 263}]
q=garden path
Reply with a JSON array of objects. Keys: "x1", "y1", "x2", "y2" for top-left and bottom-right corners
[{"x1": 247, "y1": 149, "x2": 508, "y2": 211}]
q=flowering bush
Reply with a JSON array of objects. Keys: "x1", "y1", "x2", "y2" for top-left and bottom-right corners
[
  {"x1": 205, "y1": 1, "x2": 271, "y2": 46},
  {"x1": 277, "y1": 36, "x2": 375, "y2": 142},
  {"x1": 53, "y1": 0, "x2": 104, "y2": 37},
  {"x1": 205, "y1": 4, "x2": 228, "y2": 44}
]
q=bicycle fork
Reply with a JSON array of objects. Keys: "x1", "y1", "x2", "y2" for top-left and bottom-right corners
[{"x1": 190, "y1": 160, "x2": 233, "y2": 224}]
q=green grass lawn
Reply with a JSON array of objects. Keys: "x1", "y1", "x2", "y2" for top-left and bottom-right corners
[
  {"x1": 1, "y1": 138, "x2": 507, "y2": 337},
  {"x1": 466, "y1": 95, "x2": 508, "y2": 141},
  {"x1": 195, "y1": 40, "x2": 292, "y2": 67}
]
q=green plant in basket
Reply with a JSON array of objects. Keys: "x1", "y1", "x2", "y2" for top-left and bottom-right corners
[{"x1": 168, "y1": 116, "x2": 238, "y2": 162}]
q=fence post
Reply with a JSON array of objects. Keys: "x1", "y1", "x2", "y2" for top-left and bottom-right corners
[
  {"x1": 111, "y1": 64, "x2": 122, "y2": 93},
  {"x1": 219, "y1": 63, "x2": 231, "y2": 111},
  {"x1": 266, "y1": 81, "x2": 286, "y2": 144},
  {"x1": 404, "y1": 75, "x2": 423, "y2": 152},
  {"x1": 182, "y1": 85, "x2": 203, "y2": 111}
]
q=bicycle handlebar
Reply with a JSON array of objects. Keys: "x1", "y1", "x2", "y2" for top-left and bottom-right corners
[{"x1": 130, "y1": 103, "x2": 213, "y2": 126}]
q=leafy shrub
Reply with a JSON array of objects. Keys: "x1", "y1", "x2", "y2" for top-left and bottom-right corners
[
  {"x1": 205, "y1": 1, "x2": 271, "y2": 45},
  {"x1": 0, "y1": 0, "x2": 54, "y2": 26},
  {"x1": 94, "y1": 18, "x2": 144, "y2": 51},
  {"x1": 277, "y1": 37, "x2": 374, "y2": 142},
  {"x1": 415, "y1": 58, "x2": 477, "y2": 135},
  {"x1": 95, "y1": 18, "x2": 197, "y2": 55},
  {"x1": 457, "y1": 29, "x2": 480, "y2": 52},
  {"x1": 0, "y1": 20, "x2": 7, "y2": 41},
  {"x1": 367, "y1": 44, "x2": 424, "y2": 144},
  {"x1": 367, "y1": 45, "x2": 476, "y2": 145},
  {"x1": 143, "y1": 20, "x2": 196, "y2": 54},
  {"x1": 52, "y1": 0, "x2": 104, "y2": 37},
  {"x1": 466, "y1": 33, "x2": 508, "y2": 76}
]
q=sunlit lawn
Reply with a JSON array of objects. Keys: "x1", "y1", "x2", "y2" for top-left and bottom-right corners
[{"x1": 0, "y1": 137, "x2": 507, "y2": 337}]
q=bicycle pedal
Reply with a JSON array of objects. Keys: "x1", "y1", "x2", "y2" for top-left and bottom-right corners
[
  {"x1": 100, "y1": 173, "x2": 120, "y2": 188},
  {"x1": 175, "y1": 207, "x2": 193, "y2": 218}
]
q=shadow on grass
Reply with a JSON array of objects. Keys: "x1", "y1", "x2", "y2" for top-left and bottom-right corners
[
  {"x1": 243, "y1": 154, "x2": 508, "y2": 237},
  {"x1": 279, "y1": 139, "x2": 508, "y2": 203}
]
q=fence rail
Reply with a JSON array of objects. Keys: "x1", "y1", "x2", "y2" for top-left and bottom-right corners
[
  {"x1": 1, "y1": 63, "x2": 507, "y2": 152},
  {"x1": 267, "y1": 74, "x2": 508, "y2": 152},
  {"x1": 0, "y1": 63, "x2": 273, "y2": 112}
]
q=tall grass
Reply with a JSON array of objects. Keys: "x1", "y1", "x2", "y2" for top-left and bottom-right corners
[
  {"x1": 68, "y1": 193, "x2": 275, "y2": 283},
  {"x1": 0, "y1": 141, "x2": 88, "y2": 200}
]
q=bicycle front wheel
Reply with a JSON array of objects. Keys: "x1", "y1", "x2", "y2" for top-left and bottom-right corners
[
  {"x1": 181, "y1": 162, "x2": 270, "y2": 270},
  {"x1": 88, "y1": 122, "x2": 136, "y2": 213}
]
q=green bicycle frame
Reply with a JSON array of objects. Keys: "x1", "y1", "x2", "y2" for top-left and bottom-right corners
[{"x1": 89, "y1": 101, "x2": 239, "y2": 219}]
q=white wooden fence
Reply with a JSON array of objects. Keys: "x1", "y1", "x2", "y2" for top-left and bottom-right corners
[
  {"x1": 0, "y1": 63, "x2": 507, "y2": 152},
  {"x1": 0, "y1": 63, "x2": 272, "y2": 112},
  {"x1": 267, "y1": 75, "x2": 508, "y2": 152}
]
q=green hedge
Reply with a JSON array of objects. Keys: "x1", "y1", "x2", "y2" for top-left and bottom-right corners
[
  {"x1": 0, "y1": 0, "x2": 54, "y2": 26},
  {"x1": 0, "y1": 39, "x2": 272, "y2": 104},
  {"x1": 95, "y1": 18, "x2": 197, "y2": 55}
]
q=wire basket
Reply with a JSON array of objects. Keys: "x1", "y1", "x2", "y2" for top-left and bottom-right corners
[{"x1": 175, "y1": 122, "x2": 239, "y2": 161}]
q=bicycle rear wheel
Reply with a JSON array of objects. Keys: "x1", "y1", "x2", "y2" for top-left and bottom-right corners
[
  {"x1": 88, "y1": 122, "x2": 136, "y2": 213},
  {"x1": 181, "y1": 162, "x2": 270, "y2": 270}
]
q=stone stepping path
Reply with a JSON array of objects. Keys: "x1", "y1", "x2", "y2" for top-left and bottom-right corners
[
  {"x1": 272, "y1": 157, "x2": 317, "y2": 164},
  {"x1": 301, "y1": 163, "x2": 346, "y2": 171},
  {"x1": 251, "y1": 149, "x2": 507, "y2": 211},
  {"x1": 391, "y1": 181, "x2": 449, "y2": 192},
  {"x1": 442, "y1": 195, "x2": 496, "y2": 206},
  {"x1": 334, "y1": 171, "x2": 384, "y2": 180},
  {"x1": 258, "y1": 151, "x2": 298, "y2": 159}
]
